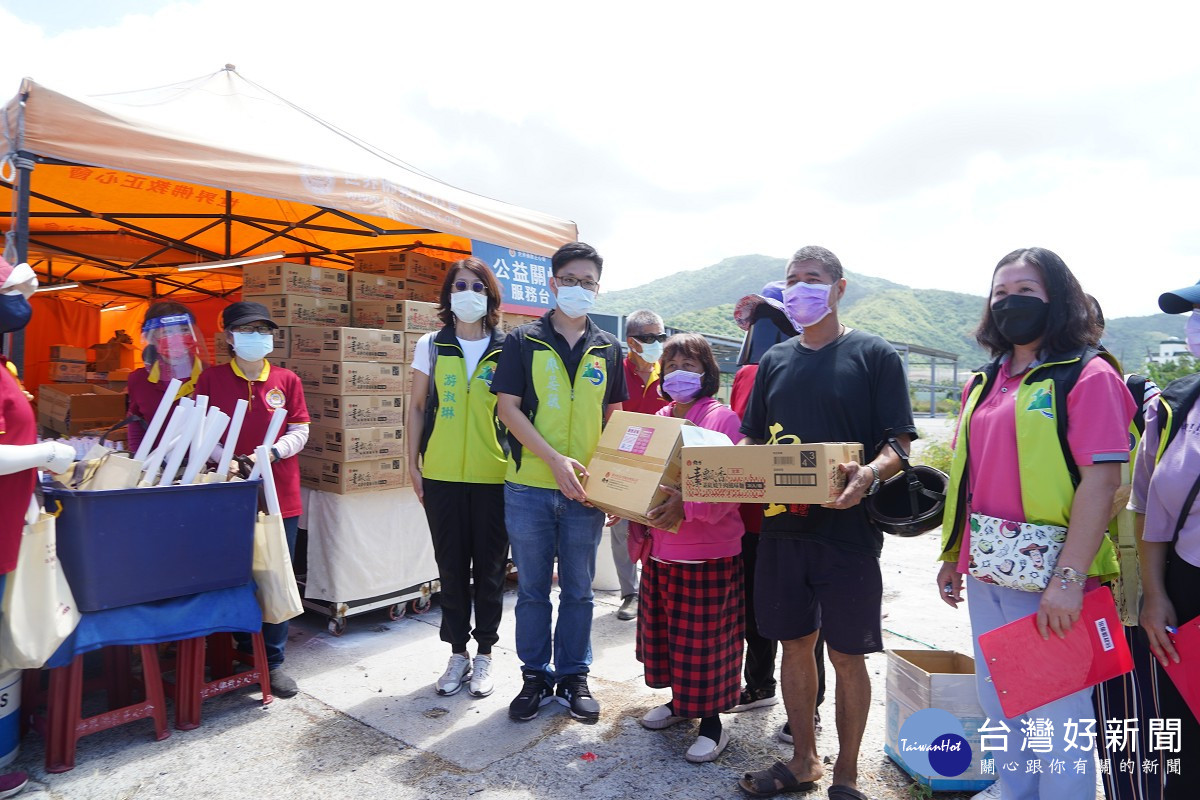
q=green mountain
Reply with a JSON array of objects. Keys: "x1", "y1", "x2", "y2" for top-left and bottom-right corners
[{"x1": 598, "y1": 254, "x2": 1184, "y2": 368}]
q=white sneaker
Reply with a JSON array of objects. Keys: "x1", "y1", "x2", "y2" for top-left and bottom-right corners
[
  {"x1": 640, "y1": 703, "x2": 687, "y2": 730},
  {"x1": 971, "y1": 783, "x2": 1001, "y2": 800},
  {"x1": 436, "y1": 652, "x2": 472, "y2": 696},
  {"x1": 469, "y1": 655, "x2": 494, "y2": 697},
  {"x1": 685, "y1": 729, "x2": 730, "y2": 763}
]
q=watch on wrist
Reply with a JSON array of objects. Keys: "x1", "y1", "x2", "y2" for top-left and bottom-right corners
[
  {"x1": 1052, "y1": 566, "x2": 1087, "y2": 588},
  {"x1": 865, "y1": 464, "x2": 881, "y2": 496},
  {"x1": 270, "y1": 446, "x2": 282, "y2": 463}
]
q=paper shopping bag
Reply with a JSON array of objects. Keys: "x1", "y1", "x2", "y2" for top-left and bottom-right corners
[
  {"x1": 253, "y1": 512, "x2": 303, "y2": 625},
  {"x1": 0, "y1": 513, "x2": 82, "y2": 670},
  {"x1": 978, "y1": 586, "x2": 1133, "y2": 718}
]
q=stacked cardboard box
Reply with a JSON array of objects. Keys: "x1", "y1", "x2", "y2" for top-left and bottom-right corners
[{"x1": 48, "y1": 344, "x2": 88, "y2": 384}]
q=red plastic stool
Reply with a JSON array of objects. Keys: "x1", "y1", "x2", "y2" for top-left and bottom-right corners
[
  {"x1": 173, "y1": 631, "x2": 272, "y2": 731},
  {"x1": 31, "y1": 644, "x2": 169, "y2": 773}
]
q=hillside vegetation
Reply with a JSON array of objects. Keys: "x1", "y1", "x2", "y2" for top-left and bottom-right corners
[{"x1": 597, "y1": 254, "x2": 1182, "y2": 367}]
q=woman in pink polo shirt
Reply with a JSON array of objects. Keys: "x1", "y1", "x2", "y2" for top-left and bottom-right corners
[
  {"x1": 195, "y1": 301, "x2": 309, "y2": 699},
  {"x1": 632, "y1": 333, "x2": 745, "y2": 764},
  {"x1": 126, "y1": 301, "x2": 204, "y2": 453},
  {"x1": 936, "y1": 248, "x2": 1134, "y2": 800}
]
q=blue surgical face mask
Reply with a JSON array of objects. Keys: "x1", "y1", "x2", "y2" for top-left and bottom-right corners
[
  {"x1": 231, "y1": 331, "x2": 274, "y2": 361},
  {"x1": 637, "y1": 340, "x2": 664, "y2": 364},
  {"x1": 554, "y1": 285, "x2": 597, "y2": 319}
]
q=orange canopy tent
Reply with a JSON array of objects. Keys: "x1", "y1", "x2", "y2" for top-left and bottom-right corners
[{"x1": 1, "y1": 67, "x2": 577, "y2": 390}]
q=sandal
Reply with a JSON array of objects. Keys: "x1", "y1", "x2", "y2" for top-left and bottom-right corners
[
  {"x1": 827, "y1": 786, "x2": 868, "y2": 800},
  {"x1": 738, "y1": 761, "x2": 818, "y2": 797}
]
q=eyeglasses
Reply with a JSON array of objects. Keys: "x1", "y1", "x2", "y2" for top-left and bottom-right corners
[
  {"x1": 554, "y1": 276, "x2": 600, "y2": 292},
  {"x1": 631, "y1": 333, "x2": 668, "y2": 344},
  {"x1": 230, "y1": 324, "x2": 273, "y2": 335},
  {"x1": 452, "y1": 280, "x2": 487, "y2": 294}
]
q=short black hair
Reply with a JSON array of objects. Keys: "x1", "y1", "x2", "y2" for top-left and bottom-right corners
[
  {"x1": 975, "y1": 247, "x2": 1100, "y2": 357},
  {"x1": 552, "y1": 241, "x2": 603, "y2": 278},
  {"x1": 660, "y1": 333, "x2": 721, "y2": 402},
  {"x1": 1087, "y1": 294, "x2": 1105, "y2": 333},
  {"x1": 436, "y1": 256, "x2": 502, "y2": 330},
  {"x1": 789, "y1": 246, "x2": 844, "y2": 282}
]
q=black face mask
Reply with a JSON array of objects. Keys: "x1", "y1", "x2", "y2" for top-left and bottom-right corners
[
  {"x1": 991, "y1": 295, "x2": 1049, "y2": 346},
  {"x1": 0, "y1": 293, "x2": 32, "y2": 335}
]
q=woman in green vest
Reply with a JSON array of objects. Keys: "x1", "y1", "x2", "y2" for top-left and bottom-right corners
[
  {"x1": 408, "y1": 257, "x2": 509, "y2": 701},
  {"x1": 935, "y1": 247, "x2": 1134, "y2": 800}
]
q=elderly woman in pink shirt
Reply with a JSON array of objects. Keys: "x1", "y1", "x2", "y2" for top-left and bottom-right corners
[{"x1": 631, "y1": 333, "x2": 745, "y2": 765}]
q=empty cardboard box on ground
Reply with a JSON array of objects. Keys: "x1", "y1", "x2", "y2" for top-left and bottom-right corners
[
  {"x1": 299, "y1": 456, "x2": 408, "y2": 494},
  {"x1": 290, "y1": 326, "x2": 407, "y2": 363},
  {"x1": 307, "y1": 395, "x2": 405, "y2": 428},
  {"x1": 303, "y1": 425, "x2": 404, "y2": 462},
  {"x1": 584, "y1": 410, "x2": 710, "y2": 532},
  {"x1": 681, "y1": 442, "x2": 863, "y2": 505},
  {"x1": 884, "y1": 649, "x2": 992, "y2": 793},
  {"x1": 38, "y1": 384, "x2": 127, "y2": 436},
  {"x1": 241, "y1": 263, "x2": 349, "y2": 299}
]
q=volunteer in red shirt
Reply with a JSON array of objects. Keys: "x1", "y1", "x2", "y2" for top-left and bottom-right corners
[
  {"x1": 0, "y1": 257, "x2": 73, "y2": 799},
  {"x1": 194, "y1": 301, "x2": 309, "y2": 698},
  {"x1": 609, "y1": 309, "x2": 669, "y2": 622},
  {"x1": 126, "y1": 301, "x2": 205, "y2": 453}
]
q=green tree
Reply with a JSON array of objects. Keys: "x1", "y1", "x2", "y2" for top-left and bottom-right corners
[{"x1": 1145, "y1": 355, "x2": 1198, "y2": 387}]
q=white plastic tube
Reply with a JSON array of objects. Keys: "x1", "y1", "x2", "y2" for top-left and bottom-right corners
[
  {"x1": 187, "y1": 395, "x2": 210, "y2": 468},
  {"x1": 132, "y1": 377, "x2": 183, "y2": 463},
  {"x1": 215, "y1": 398, "x2": 248, "y2": 480},
  {"x1": 183, "y1": 408, "x2": 229, "y2": 484},
  {"x1": 255, "y1": 444, "x2": 281, "y2": 516},
  {"x1": 141, "y1": 396, "x2": 193, "y2": 483},
  {"x1": 248, "y1": 407, "x2": 288, "y2": 482},
  {"x1": 157, "y1": 405, "x2": 203, "y2": 486}
]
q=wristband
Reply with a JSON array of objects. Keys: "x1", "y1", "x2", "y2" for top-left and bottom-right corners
[{"x1": 1052, "y1": 566, "x2": 1087, "y2": 590}]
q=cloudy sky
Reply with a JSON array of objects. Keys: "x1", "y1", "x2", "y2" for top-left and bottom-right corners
[{"x1": 2, "y1": 1, "x2": 1199, "y2": 317}]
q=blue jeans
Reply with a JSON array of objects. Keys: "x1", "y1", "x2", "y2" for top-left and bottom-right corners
[
  {"x1": 968, "y1": 576, "x2": 1096, "y2": 799},
  {"x1": 235, "y1": 515, "x2": 299, "y2": 669},
  {"x1": 504, "y1": 482, "x2": 604, "y2": 683}
]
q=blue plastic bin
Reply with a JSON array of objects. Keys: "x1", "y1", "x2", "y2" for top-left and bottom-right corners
[{"x1": 45, "y1": 480, "x2": 260, "y2": 612}]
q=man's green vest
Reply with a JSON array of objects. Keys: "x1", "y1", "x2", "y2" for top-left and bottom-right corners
[
  {"x1": 419, "y1": 327, "x2": 507, "y2": 484},
  {"x1": 939, "y1": 347, "x2": 1121, "y2": 582},
  {"x1": 506, "y1": 318, "x2": 619, "y2": 490}
]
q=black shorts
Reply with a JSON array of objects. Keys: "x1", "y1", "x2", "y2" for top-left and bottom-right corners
[{"x1": 754, "y1": 536, "x2": 883, "y2": 655}]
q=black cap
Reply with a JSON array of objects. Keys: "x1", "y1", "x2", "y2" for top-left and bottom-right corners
[
  {"x1": 1159, "y1": 281, "x2": 1200, "y2": 314},
  {"x1": 222, "y1": 301, "x2": 278, "y2": 330}
]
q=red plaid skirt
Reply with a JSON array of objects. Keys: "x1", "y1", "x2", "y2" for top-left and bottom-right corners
[{"x1": 636, "y1": 555, "x2": 744, "y2": 718}]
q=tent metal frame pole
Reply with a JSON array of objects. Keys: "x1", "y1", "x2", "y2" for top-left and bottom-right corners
[
  {"x1": 4, "y1": 151, "x2": 34, "y2": 370},
  {"x1": 27, "y1": 239, "x2": 228, "y2": 299}
]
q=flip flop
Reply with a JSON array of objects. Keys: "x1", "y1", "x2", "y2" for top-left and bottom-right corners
[
  {"x1": 827, "y1": 785, "x2": 869, "y2": 800},
  {"x1": 738, "y1": 760, "x2": 818, "y2": 797}
]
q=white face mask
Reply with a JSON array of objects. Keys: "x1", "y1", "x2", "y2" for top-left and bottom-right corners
[
  {"x1": 450, "y1": 290, "x2": 488, "y2": 324},
  {"x1": 1186, "y1": 311, "x2": 1200, "y2": 358},
  {"x1": 231, "y1": 331, "x2": 274, "y2": 361},
  {"x1": 636, "y1": 340, "x2": 664, "y2": 364},
  {"x1": 555, "y1": 285, "x2": 597, "y2": 319}
]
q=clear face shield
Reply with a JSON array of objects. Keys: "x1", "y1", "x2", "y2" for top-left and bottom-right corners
[{"x1": 142, "y1": 314, "x2": 208, "y2": 382}]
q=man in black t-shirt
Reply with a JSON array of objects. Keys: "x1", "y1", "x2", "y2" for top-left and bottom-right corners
[{"x1": 737, "y1": 246, "x2": 916, "y2": 798}]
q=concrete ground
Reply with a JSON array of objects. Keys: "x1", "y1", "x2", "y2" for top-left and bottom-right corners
[{"x1": 11, "y1": 417, "x2": 988, "y2": 800}]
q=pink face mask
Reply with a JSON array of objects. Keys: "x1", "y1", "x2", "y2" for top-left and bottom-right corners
[{"x1": 783, "y1": 282, "x2": 833, "y2": 327}]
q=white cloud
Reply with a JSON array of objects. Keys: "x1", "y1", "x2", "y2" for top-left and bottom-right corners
[{"x1": 3, "y1": 0, "x2": 1200, "y2": 316}]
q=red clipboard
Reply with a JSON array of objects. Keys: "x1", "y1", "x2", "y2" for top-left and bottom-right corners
[
  {"x1": 1163, "y1": 615, "x2": 1200, "y2": 724},
  {"x1": 978, "y1": 586, "x2": 1134, "y2": 718}
]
